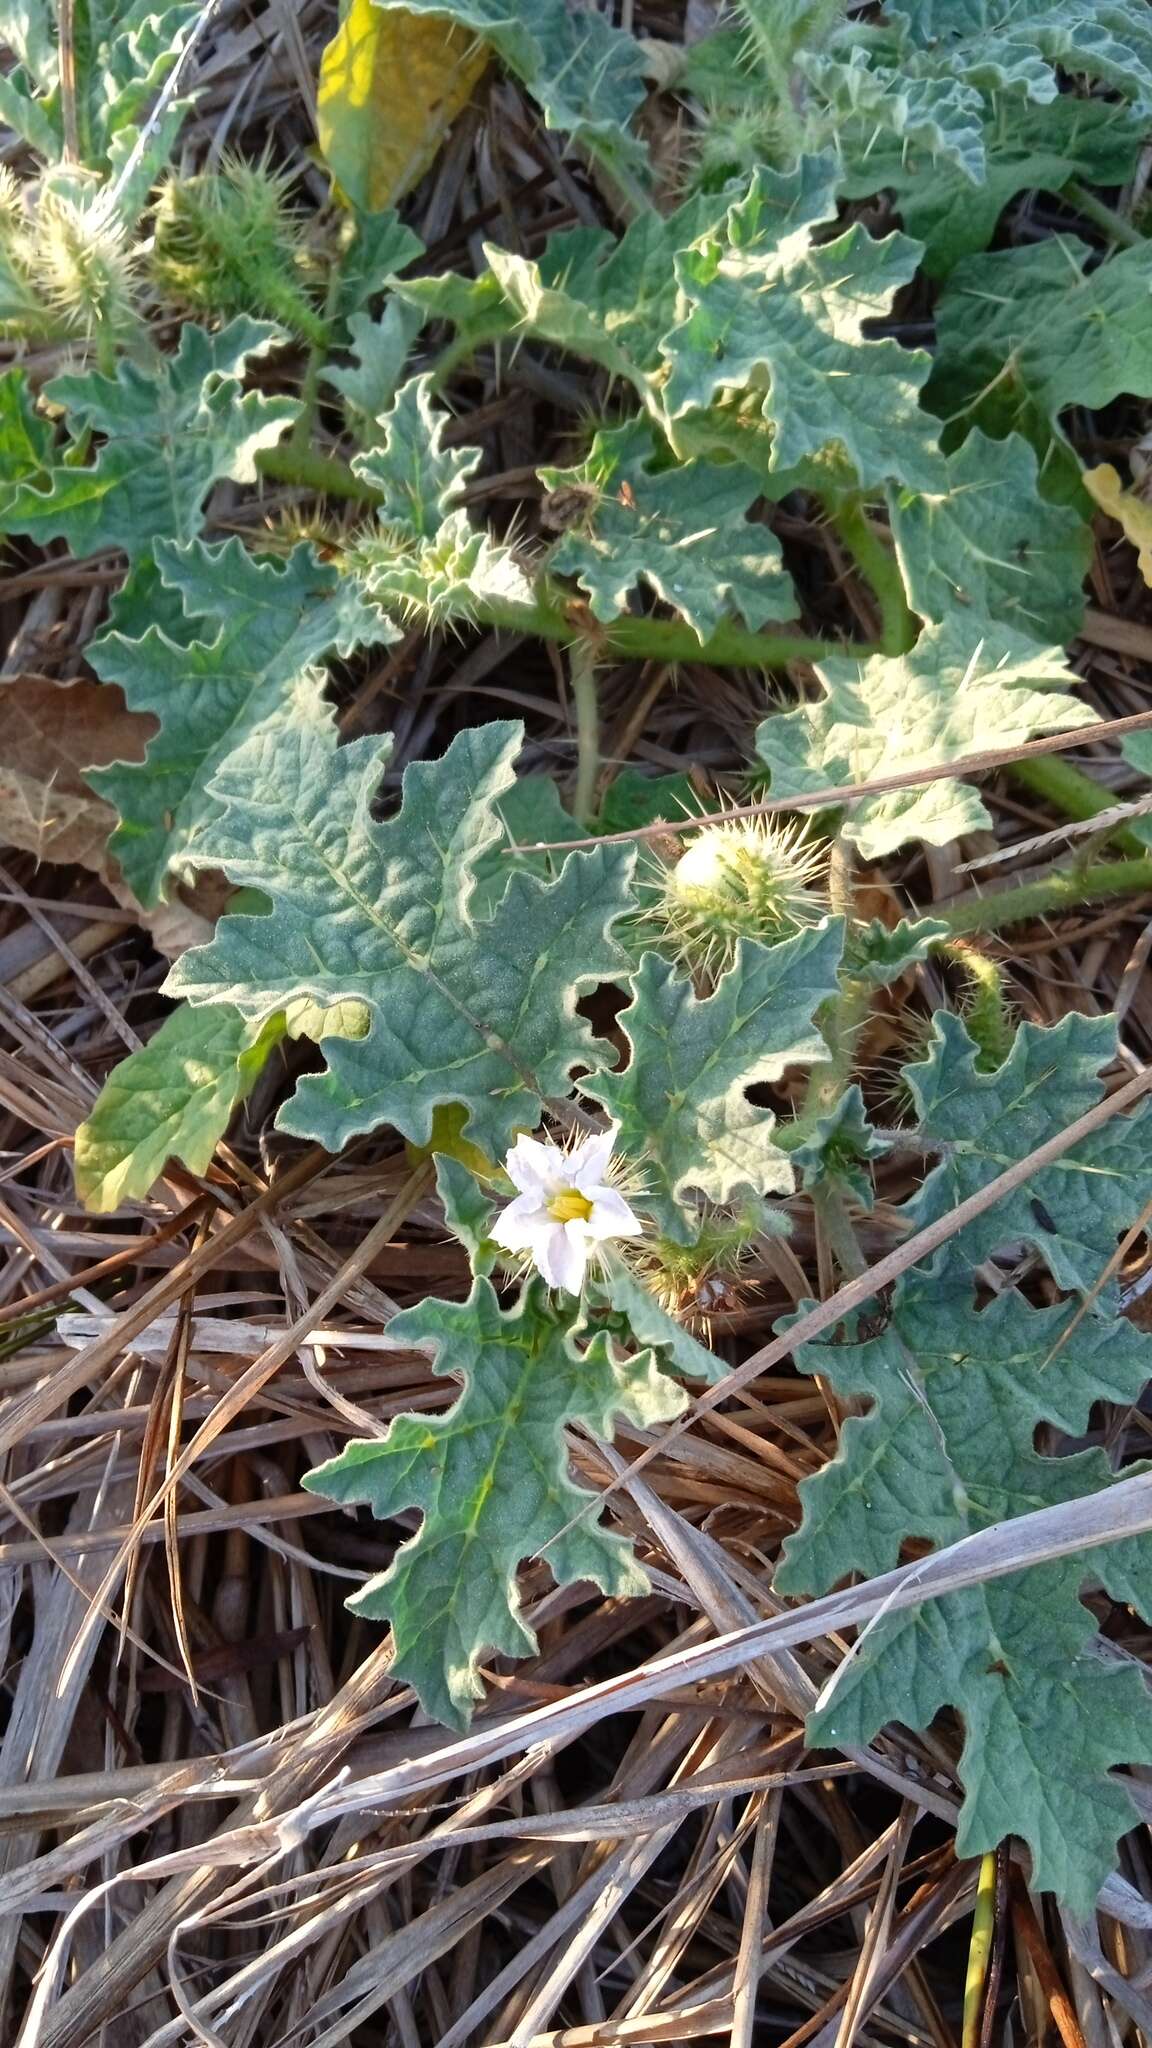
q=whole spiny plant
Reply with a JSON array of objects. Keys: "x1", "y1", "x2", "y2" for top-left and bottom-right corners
[{"x1": 7, "y1": 0, "x2": 1152, "y2": 1929}]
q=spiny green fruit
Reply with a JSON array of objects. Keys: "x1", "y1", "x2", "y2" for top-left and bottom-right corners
[
  {"x1": 652, "y1": 817, "x2": 830, "y2": 981},
  {"x1": 150, "y1": 157, "x2": 325, "y2": 342},
  {"x1": 637, "y1": 1202, "x2": 768, "y2": 1331},
  {"x1": 32, "y1": 189, "x2": 139, "y2": 346}
]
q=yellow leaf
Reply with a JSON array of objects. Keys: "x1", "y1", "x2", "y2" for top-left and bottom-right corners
[
  {"x1": 317, "y1": 0, "x2": 487, "y2": 214},
  {"x1": 1083, "y1": 462, "x2": 1152, "y2": 587}
]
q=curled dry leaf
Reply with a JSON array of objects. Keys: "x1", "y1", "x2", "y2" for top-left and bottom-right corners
[{"x1": 0, "y1": 673, "x2": 155, "y2": 875}]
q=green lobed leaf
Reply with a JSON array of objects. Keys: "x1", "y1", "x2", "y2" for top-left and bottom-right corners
[
  {"x1": 657, "y1": 159, "x2": 942, "y2": 492},
  {"x1": 587, "y1": 1257, "x2": 725, "y2": 1385},
  {"x1": 481, "y1": 191, "x2": 727, "y2": 396},
  {"x1": 596, "y1": 770, "x2": 705, "y2": 835},
  {"x1": 166, "y1": 719, "x2": 637, "y2": 1158},
  {"x1": 803, "y1": 38, "x2": 988, "y2": 183},
  {"x1": 88, "y1": 538, "x2": 392, "y2": 907},
  {"x1": 470, "y1": 774, "x2": 581, "y2": 921},
  {"x1": 756, "y1": 616, "x2": 1089, "y2": 858},
  {"x1": 845, "y1": 96, "x2": 1147, "y2": 278},
  {"x1": 351, "y1": 371, "x2": 476, "y2": 535},
  {"x1": 927, "y1": 237, "x2": 1152, "y2": 450},
  {"x1": 336, "y1": 207, "x2": 424, "y2": 319},
  {"x1": 901, "y1": 1010, "x2": 1152, "y2": 1291},
  {"x1": 435, "y1": 1155, "x2": 498, "y2": 1273},
  {"x1": 73, "y1": 1001, "x2": 286, "y2": 1212},
  {"x1": 889, "y1": 431, "x2": 1091, "y2": 646},
  {"x1": 303, "y1": 1277, "x2": 683, "y2": 1726},
  {"x1": 584, "y1": 926, "x2": 844, "y2": 1242},
  {"x1": 0, "y1": 366, "x2": 53, "y2": 513},
  {"x1": 540, "y1": 422, "x2": 797, "y2": 643},
  {"x1": 892, "y1": 0, "x2": 1152, "y2": 112},
  {"x1": 778, "y1": 1272, "x2": 1152, "y2": 1907},
  {"x1": 0, "y1": 319, "x2": 297, "y2": 558}
]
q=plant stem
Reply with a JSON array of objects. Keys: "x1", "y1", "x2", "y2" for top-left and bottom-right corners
[
  {"x1": 829, "y1": 494, "x2": 917, "y2": 656},
  {"x1": 1008, "y1": 754, "x2": 1152, "y2": 858},
  {"x1": 570, "y1": 641, "x2": 601, "y2": 826},
  {"x1": 1064, "y1": 180, "x2": 1145, "y2": 250},
  {"x1": 937, "y1": 856, "x2": 1152, "y2": 937},
  {"x1": 257, "y1": 441, "x2": 378, "y2": 501}
]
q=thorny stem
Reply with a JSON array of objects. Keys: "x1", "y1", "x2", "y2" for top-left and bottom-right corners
[
  {"x1": 259, "y1": 442, "x2": 881, "y2": 668},
  {"x1": 936, "y1": 855, "x2": 1152, "y2": 937},
  {"x1": 1064, "y1": 179, "x2": 1146, "y2": 250},
  {"x1": 570, "y1": 640, "x2": 601, "y2": 827}
]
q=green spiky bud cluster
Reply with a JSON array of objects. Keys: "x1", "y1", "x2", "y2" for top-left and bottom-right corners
[
  {"x1": 652, "y1": 817, "x2": 830, "y2": 981},
  {"x1": 150, "y1": 157, "x2": 326, "y2": 342},
  {"x1": 0, "y1": 174, "x2": 138, "y2": 353}
]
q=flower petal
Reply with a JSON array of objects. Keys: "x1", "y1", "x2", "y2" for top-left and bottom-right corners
[
  {"x1": 585, "y1": 1188, "x2": 643, "y2": 1240},
  {"x1": 536, "y1": 1220, "x2": 588, "y2": 1293},
  {"x1": 504, "y1": 1132, "x2": 564, "y2": 1198},
  {"x1": 567, "y1": 1122, "x2": 618, "y2": 1190},
  {"x1": 490, "y1": 1191, "x2": 548, "y2": 1252}
]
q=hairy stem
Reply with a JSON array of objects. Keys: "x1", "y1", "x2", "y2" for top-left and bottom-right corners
[
  {"x1": 570, "y1": 641, "x2": 601, "y2": 826},
  {"x1": 828, "y1": 494, "x2": 917, "y2": 656}
]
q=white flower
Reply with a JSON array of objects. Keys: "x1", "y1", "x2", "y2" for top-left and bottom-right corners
[{"x1": 491, "y1": 1123, "x2": 643, "y2": 1294}]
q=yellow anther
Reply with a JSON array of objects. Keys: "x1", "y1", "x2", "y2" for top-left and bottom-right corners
[{"x1": 546, "y1": 1188, "x2": 594, "y2": 1224}]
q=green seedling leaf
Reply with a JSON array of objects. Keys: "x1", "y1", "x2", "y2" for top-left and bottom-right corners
[
  {"x1": 845, "y1": 915, "x2": 949, "y2": 988},
  {"x1": 166, "y1": 719, "x2": 636, "y2": 1158},
  {"x1": 756, "y1": 616, "x2": 1088, "y2": 857},
  {"x1": 902, "y1": 1010, "x2": 1152, "y2": 1291},
  {"x1": 541, "y1": 423, "x2": 797, "y2": 643},
  {"x1": 88, "y1": 537, "x2": 391, "y2": 907},
  {"x1": 323, "y1": 302, "x2": 422, "y2": 419},
  {"x1": 74, "y1": 1001, "x2": 286, "y2": 1212},
  {"x1": 792, "y1": 1084, "x2": 891, "y2": 1210},
  {"x1": 435, "y1": 1155, "x2": 498, "y2": 1272},
  {"x1": 658, "y1": 159, "x2": 942, "y2": 492},
  {"x1": 585, "y1": 925, "x2": 844, "y2": 1241},
  {"x1": 303, "y1": 1277, "x2": 683, "y2": 1726},
  {"x1": 350, "y1": 373, "x2": 533, "y2": 622},
  {"x1": 890, "y1": 431, "x2": 1091, "y2": 645},
  {"x1": 779, "y1": 1272, "x2": 1152, "y2": 1908},
  {"x1": 1, "y1": 319, "x2": 297, "y2": 558}
]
